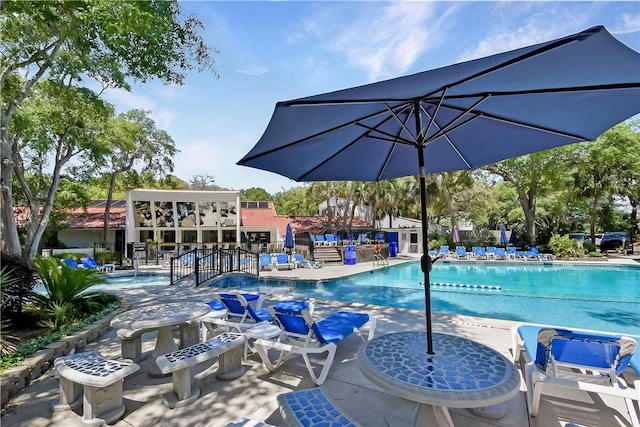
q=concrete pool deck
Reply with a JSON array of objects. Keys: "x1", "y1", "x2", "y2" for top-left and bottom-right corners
[{"x1": 1, "y1": 255, "x2": 638, "y2": 426}]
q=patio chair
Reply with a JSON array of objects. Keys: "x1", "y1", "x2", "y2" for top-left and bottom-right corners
[
  {"x1": 253, "y1": 300, "x2": 376, "y2": 385},
  {"x1": 455, "y1": 246, "x2": 469, "y2": 259},
  {"x1": 374, "y1": 233, "x2": 384, "y2": 242},
  {"x1": 275, "y1": 253, "x2": 294, "y2": 270},
  {"x1": 324, "y1": 234, "x2": 338, "y2": 246},
  {"x1": 80, "y1": 256, "x2": 114, "y2": 272},
  {"x1": 526, "y1": 246, "x2": 554, "y2": 261},
  {"x1": 439, "y1": 245, "x2": 450, "y2": 258},
  {"x1": 259, "y1": 253, "x2": 273, "y2": 271},
  {"x1": 61, "y1": 258, "x2": 79, "y2": 269},
  {"x1": 293, "y1": 253, "x2": 323, "y2": 269},
  {"x1": 506, "y1": 246, "x2": 517, "y2": 260},
  {"x1": 512, "y1": 324, "x2": 639, "y2": 425},
  {"x1": 200, "y1": 293, "x2": 265, "y2": 341},
  {"x1": 486, "y1": 246, "x2": 497, "y2": 259},
  {"x1": 493, "y1": 248, "x2": 507, "y2": 260},
  {"x1": 472, "y1": 247, "x2": 487, "y2": 260}
]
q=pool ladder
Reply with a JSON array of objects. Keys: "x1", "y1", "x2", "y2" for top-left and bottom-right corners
[{"x1": 373, "y1": 254, "x2": 388, "y2": 268}]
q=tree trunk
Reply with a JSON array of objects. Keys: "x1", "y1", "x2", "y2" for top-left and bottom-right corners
[
  {"x1": 102, "y1": 172, "x2": 118, "y2": 243},
  {"x1": 517, "y1": 191, "x2": 536, "y2": 245},
  {"x1": 0, "y1": 145, "x2": 21, "y2": 254}
]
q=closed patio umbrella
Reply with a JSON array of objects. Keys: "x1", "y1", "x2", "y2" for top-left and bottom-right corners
[
  {"x1": 453, "y1": 227, "x2": 460, "y2": 245},
  {"x1": 509, "y1": 230, "x2": 519, "y2": 246},
  {"x1": 238, "y1": 26, "x2": 639, "y2": 353},
  {"x1": 500, "y1": 226, "x2": 508, "y2": 246},
  {"x1": 284, "y1": 223, "x2": 295, "y2": 252}
]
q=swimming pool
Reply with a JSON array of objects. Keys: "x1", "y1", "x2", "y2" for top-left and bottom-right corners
[{"x1": 96, "y1": 262, "x2": 639, "y2": 335}]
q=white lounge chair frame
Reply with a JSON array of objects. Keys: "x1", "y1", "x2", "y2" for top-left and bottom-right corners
[
  {"x1": 254, "y1": 303, "x2": 376, "y2": 386},
  {"x1": 512, "y1": 325, "x2": 640, "y2": 426}
]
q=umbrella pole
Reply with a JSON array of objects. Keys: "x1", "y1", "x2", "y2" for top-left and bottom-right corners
[
  {"x1": 418, "y1": 153, "x2": 434, "y2": 355},
  {"x1": 415, "y1": 102, "x2": 434, "y2": 355}
]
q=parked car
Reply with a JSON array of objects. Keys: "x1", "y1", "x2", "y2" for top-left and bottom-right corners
[
  {"x1": 599, "y1": 231, "x2": 633, "y2": 254},
  {"x1": 568, "y1": 233, "x2": 589, "y2": 245},
  {"x1": 593, "y1": 233, "x2": 603, "y2": 246}
]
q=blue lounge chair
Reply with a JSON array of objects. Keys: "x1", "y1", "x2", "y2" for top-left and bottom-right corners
[
  {"x1": 315, "y1": 235, "x2": 326, "y2": 246},
  {"x1": 259, "y1": 253, "x2": 273, "y2": 271},
  {"x1": 455, "y1": 246, "x2": 469, "y2": 259},
  {"x1": 324, "y1": 234, "x2": 338, "y2": 246},
  {"x1": 293, "y1": 253, "x2": 323, "y2": 269},
  {"x1": 486, "y1": 246, "x2": 497, "y2": 259},
  {"x1": 512, "y1": 324, "x2": 639, "y2": 423},
  {"x1": 374, "y1": 233, "x2": 384, "y2": 242},
  {"x1": 493, "y1": 248, "x2": 507, "y2": 260},
  {"x1": 472, "y1": 247, "x2": 487, "y2": 259},
  {"x1": 61, "y1": 258, "x2": 79, "y2": 269},
  {"x1": 80, "y1": 256, "x2": 114, "y2": 272},
  {"x1": 506, "y1": 246, "x2": 517, "y2": 260},
  {"x1": 439, "y1": 245, "x2": 450, "y2": 258},
  {"x1": 254, "y1": 300, "x2": 376, "y2": 385},
  {"x1": 527, "y1": 246, "x2": 555, "y2": 261},
  {"x1": 275, "y1": 253, "x2": 293, "y2": 270},
  {"x1": 200, "y1": 292, "x2": 264, "y2": 340}
]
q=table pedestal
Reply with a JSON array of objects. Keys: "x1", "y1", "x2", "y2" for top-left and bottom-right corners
[
  {"x1": 150, "y1": 326, "x2": 179, "y2": 377},
  {"x1": 413, "y1": 404, "x2": 454, "y2": 427}
]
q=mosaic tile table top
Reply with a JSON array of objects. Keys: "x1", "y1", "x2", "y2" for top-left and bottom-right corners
[
  {"x1": 358, "y1": 332, "x2": 521, "y2": 408},
  {"x1": 110, "y1": 302, "x2": 211, "y2": 330},
  {"x1": 54, "y1": 351, "x2": 140, "y2": 388},
  {"x1": 277, "y1": 388, "x2": 362, "y2": 427}
]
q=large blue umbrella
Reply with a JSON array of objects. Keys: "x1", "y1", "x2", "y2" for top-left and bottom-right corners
[
  {"x1": 284, "y1": 223, "x2": 294, "y2": 251},
  {"x1": 238, "y1": 26, "x2": 639, "y2": 353},
  {"x1": 499, "y1": 226, "x2": 508, "y2": 246},
  {"x1": 509, "y1": 230, "x2": 519, "y2": 246}
]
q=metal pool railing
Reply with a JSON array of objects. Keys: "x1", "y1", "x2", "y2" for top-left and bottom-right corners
[{"x1": 169, "y1": 247, "x2": 259, "y2": 286}]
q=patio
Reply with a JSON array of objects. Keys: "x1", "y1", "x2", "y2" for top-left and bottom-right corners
[{"x1": 1, "y1": 258, "x2": 638, "y2": 426}]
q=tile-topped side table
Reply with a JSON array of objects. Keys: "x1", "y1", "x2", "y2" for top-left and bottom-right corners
[
  {"x1": 358, "y1": 331, "x2": 521, "y2": 427},
  {"x1": 111, "y1": 302, "x2": 211, "y2": 377}
]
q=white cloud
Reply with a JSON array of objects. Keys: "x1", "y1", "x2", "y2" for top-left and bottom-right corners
[
  {"x1": 236, "y1": 65, "x2": 269, "y2": 76},
  {"x1": 612, "y1": 13, "x2": 640, "y2": 34},
  {"x1": 152, "y1": 109, "x2": 177, "y2": 130},
  {"x1": 456, "y1": 5, "x2": 594, "y2": 62},
  {"x1": 328, "y1": 2, "x2": 446, "y2": 81}
]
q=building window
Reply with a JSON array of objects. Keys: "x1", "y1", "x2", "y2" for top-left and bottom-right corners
[
  {"x1": 154, "y1": 201, "x2": 174, "y2": 227},
  {"x1": 222, "y1": 230, "x2": 236, "y2": 242},
  {"x1": 177, "y1": 201, "x2": 197, "y2": 227},
  {"x1": 182, "y1": 230, "x2": 197, "y2": 243},
  {"x1": 202, "y1": 230, "x2": 218, "y2": 242},
  {"x1": 135, "y1": 201, "x2": 153, "y2": 227},
  {"x1": 199, "y1": 201, "x2": 218, "y2": 226}
]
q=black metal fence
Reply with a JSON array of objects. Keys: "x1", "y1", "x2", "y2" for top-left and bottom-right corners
[{"x1": 168, "y1": 247, "x2": 259, "y2": 286}]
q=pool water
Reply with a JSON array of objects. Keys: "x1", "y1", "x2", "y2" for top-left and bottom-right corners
[{"x1": 84, "y1": 262, "x2": 639, "y2": 336}]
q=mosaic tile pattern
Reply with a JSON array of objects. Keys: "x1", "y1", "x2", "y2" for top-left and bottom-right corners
[
  {"x1": 163, "y1": 332, "x2": 244, "y2": 363},
  {"x1": 358, "y1": 332, "x2": 521, "y2": 407},
  {"x1": 111, "y1": 302, "x2": 211, "y2": 329},
  {"x1": 278, "y1": 388, "x2": 360, "y2": 427},
  {"x1": 58, "y1": 351, "x2": 134, "y2": 378}
]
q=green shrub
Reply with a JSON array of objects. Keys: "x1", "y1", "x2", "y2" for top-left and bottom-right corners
[
  {"x1": 31, "y1": 257, "x2": 106, "y2": 330},
  {"x1": 588, "y1": 251, "x2": 604, "y2": 257},
  {"x1": 0, "y1": 298, "x2": 120, "y2": 371},
  {"x1": 0, "y1": 252, "x2": 36, "y2": 319},
  {"x1": 583, "y1": 243, "x2": 597, "y2": 253},
  {"x1": 95, "y1": 251, "x2": 118, "y2": 264},
  {"x1": 548, "y1": 234, "x2": 584, "y2": 258}
]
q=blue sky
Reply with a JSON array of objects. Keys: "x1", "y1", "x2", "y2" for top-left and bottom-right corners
[{"x1": 101, "y1": 1, "x2": 640, "y2": 194}]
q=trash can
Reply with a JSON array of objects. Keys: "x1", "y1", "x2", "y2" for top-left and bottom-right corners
[
  {"x1": 344, "y1": 245, "x2": 356, "y2": 265},
  {"x1": 389, "y1": 242, "x2": 398, "y2": 257}
]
